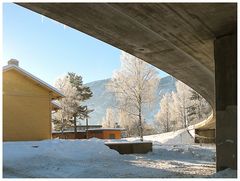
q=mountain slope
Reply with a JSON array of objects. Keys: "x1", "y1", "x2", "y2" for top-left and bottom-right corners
[{"x1": 83, "y1": 76, "x2": 177, "y2": 125}]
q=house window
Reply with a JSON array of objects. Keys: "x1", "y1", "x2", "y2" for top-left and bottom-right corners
[{"x1": 109, "y1": 134, "x2": 115, "y2": 139}]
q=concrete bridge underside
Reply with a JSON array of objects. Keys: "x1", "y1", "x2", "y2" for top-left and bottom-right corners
[{"x1": 18, "y1": 3, "x2": 237, "y2": 172}]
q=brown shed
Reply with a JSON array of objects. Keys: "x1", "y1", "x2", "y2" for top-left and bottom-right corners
[{"x1": 88, "y1": 128, "x2": 126, "y2": 139}]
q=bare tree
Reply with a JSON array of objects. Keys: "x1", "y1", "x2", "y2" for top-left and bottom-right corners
[
  {"x1": 118, "y1": 109, "x2": 138, "y2": 137},
  {"x1": 143, "y1": 122, "x2": 156, "y2": 135},
  {"x1": 155, "y1": 93, "x2": 173, "y2": 133},
  {"x1": 108, "y1": 51, "x2": 160, "y2": 141},
  {"x1": 102, "y1": 108, "x2": 116, "y2": 128},
  {"x1": 154, "y1": 81, "x2": 212, "y2": 133},
  {"x1": 172, "y1": 81, "x2": 195, "y2": 128}
]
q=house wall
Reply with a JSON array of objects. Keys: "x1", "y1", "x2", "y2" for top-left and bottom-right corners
[
  {"x1": 88, "y1": 130, "x2": 104, "y2": 139},
  {"x1": 88, "y1": 130, "x2": 122, "y2": 139},
  {"x1": 52, "y1": 132, "x2": 86, "y2": 139},
  {"x1": 102, "y1": 130, "x2": 122, "y2": 139},
  {"x1": 3, "y1": 69, "x2": 52, "y2": 141},
  {"x1": 52, "y1": 130, "x2": 122, "y2": 140}
]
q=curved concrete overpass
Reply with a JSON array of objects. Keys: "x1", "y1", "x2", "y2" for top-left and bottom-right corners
[{"x1": 17, "y1": 3, "x2": 237, "y2": 171}]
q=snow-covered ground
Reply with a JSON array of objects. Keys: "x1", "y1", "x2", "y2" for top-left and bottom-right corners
[
  {"x1": 3, "y1": 129, "x2": 235, "y2": 178},
  {"x1": 123, "y1": 128, "x2": 195, "y2": 144}
]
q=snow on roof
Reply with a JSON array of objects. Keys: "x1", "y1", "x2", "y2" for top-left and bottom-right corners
[
  {"x1": 3, "y1": 64, "x2": 64, "y2": 99},
  {"x1": 88, "y1": 128, "x2": 126, "y2": 131},
  {"x1": 52, "y1": 130, "x2": 85, "y2": 133},
  {"x1": 51, "y1": 101, "x2": 62, "y2": 110},
  {"x1": 76, "y1": 125, "x2": 102, "y2": 127}
]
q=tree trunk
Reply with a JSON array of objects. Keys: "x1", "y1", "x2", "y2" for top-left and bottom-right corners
[
  {"x1": 61, "y1": 118, "x2": 64, "y2": 138},
  {"x1": 183, "y1": 99, "x2": 188, "y2": 128},
  {"x1": 197, "y1": 104, "x2": 200, "y2": 120},
  {"x1": 74, "y1": 115, "x2": 77, "y2": 139},
  {"x1": 184, "y1": 110, "x2": 188, "y2": 128},
  {"x1": 166, "y1": 107, "x2": 169, "y2": 132},
  {"x1": 86, "y1": 117, "x2": 89, "y2": 139},
  {"x1": 139, "y1": 114, "x2": 143, "y2": 141},
  {"x1": 61, "y1": 128, "x2": 64, "y2": 138},
  {"x1": 138, "y1": 103, "x2": 143, "y2": 141}
]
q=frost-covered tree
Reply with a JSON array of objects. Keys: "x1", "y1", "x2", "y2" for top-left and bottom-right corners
[
  {"x1": 67, "y1": 73, "x2": 93, "y2": 137},
  {"x1": 143, "y1": 122, "x2": 156, "y2": 135},
  {"x1": 155, "y1": 93, "x2": 174, "y2": 133},
  {"x1": 52, "y1": 76, "x2": 80, "y2": 134},
  {"x1": 154, "y1": 81, "x2": 212, "y2": 132},
  {"x1": 188, "y1": 90, "x2": 212, "y2": 124},
  {"x1": 118, "y1": 109, "x2": 138, "y2": 137},
  {"x1": 171, "y1": 80, "x2": 212, "y2": 128},
  {"x1": 108, "y1": 51, "x2": 160, "y2": 141},
  {"x1": 52, "y1": 74, "x2": 93, "y2": 137},
  {"x1": 102, "y1": 108, "x2": 116, "y2": 128},
  {"x1": 171, "y1": 81, "x2": 193, "y2": 128}
]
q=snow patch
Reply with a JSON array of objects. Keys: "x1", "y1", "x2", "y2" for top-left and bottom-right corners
[
  {"x1": 126, "y1": 128, "x2": 195, "y2": 144},
  {"x1": 3, "y1": 131, "x2": 216, "y2": 178},
  {"x1": 4, "y1": 138, "x2": 120, "y2": 163}
]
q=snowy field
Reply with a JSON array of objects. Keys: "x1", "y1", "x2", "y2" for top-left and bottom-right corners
[{"x1": 3, "y1": 129, "x2": 236, "y2": 178}]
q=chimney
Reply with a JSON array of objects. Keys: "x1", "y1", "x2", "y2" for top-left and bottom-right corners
[{"x1": 8, "y1": 59, "x2": 19, "y2": 66}]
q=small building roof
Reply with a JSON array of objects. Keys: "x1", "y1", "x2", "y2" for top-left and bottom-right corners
[
  {"x1": 3, "y1": 60, "x2": 64, "y2": 100},
  {"x1": 88, "y1": 128, "x2": 126, "y2": 131}
]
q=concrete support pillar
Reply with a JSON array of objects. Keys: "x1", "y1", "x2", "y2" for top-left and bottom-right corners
[{"x1": 214, "y1": 34, "x2": 237, "y2": 172}]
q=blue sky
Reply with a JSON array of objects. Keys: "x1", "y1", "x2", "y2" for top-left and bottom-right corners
[{"x1": 3, "y1": 3, "x2": 169, "y2": 85}]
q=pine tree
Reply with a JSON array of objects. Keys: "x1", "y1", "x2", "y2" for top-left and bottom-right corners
[
  {"x1": 67, "y1": 72, "x2": 93, "y2": 138},
  {"x1": 52, "y1": 76, "x2": 81, "y2": 134},
  {"x1": 53, "y1": 73, "x2": 93, "y2": 138}
]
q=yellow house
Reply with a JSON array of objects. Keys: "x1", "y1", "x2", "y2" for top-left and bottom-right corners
[{"x1": 3, "y1": 59, "x2": 64, "y2": 141}]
